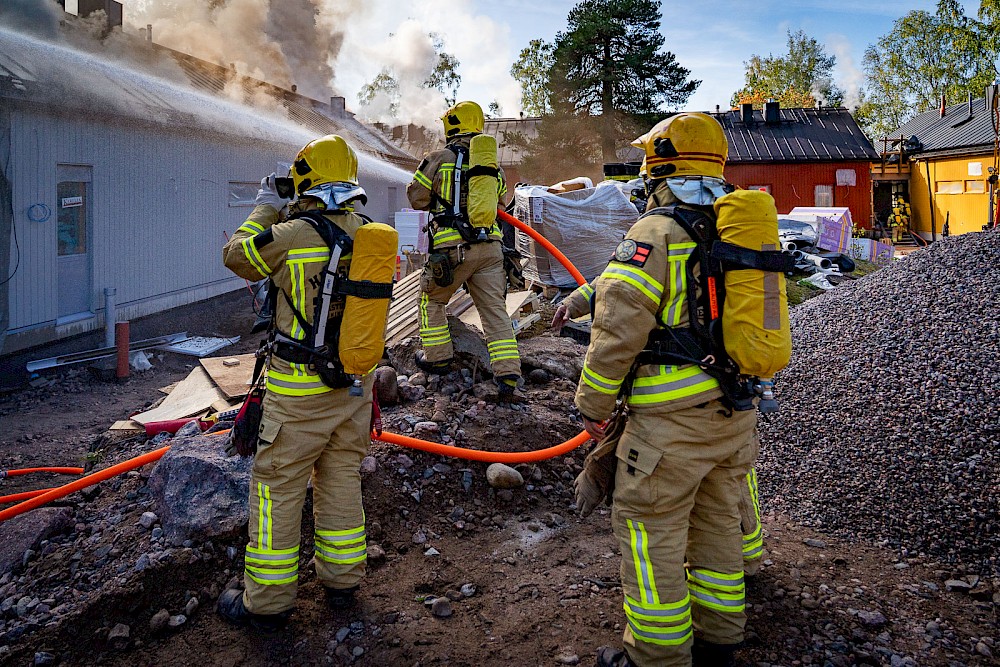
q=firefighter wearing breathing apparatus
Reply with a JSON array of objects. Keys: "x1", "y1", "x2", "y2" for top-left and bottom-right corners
[
  {"x1": 406, "y1": 100, "x2": 522, "y2": 399},
  {"x1": 574, "y1": 113, "x2": 792, "y2": 667},
  {"x1": 219, "y1": 135, "x2": 397, "y2": 631},
  {"x1": 553, "y1": 282, "x2": 765, "y2": 579}
]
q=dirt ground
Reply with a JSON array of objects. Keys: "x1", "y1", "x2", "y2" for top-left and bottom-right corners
[{"x1": 0, "y1": 291, "x2": 996, "y2": 666}]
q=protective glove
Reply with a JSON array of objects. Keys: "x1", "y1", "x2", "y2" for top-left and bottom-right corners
[
  {"x1": 254, "y1": 173, "x2": 291, "y2": 212},
  {"x1": 574, "y1": 407, "x2": 628, "y2": 518}
]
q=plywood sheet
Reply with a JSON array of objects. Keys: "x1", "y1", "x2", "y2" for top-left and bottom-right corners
[
  {"x1": 131, "y1": 367, "x2": 227, "y2": 425},
  {"x1": 199, "y1": 354, "x2": 256, "y2": 399}
]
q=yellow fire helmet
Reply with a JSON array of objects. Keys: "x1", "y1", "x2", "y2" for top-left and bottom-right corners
[
  {"x1": 291, "y1": 134, "x2": 359, "y2": 195},
  {"x1": 441, "y1": 101, "x2": 485, "y2": 138},
  {"x1": 632, "y1": 112, "x2": 728, "y2": 180}
]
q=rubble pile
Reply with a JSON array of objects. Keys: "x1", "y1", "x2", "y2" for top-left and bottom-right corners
[{"x1": 760, "y1": 229, "x2": 1000, "y2": 573}]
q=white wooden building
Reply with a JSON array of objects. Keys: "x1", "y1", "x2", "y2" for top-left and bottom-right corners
[{"x1": 0, "y1": 26, "x2": 416, "y2": 355}]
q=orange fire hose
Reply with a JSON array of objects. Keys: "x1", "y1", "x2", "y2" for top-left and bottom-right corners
[
  {"x1": 0, "y1": 211, "x2": 593, "y2": 522},
  {"x1": 0, "y1": 447, "x2": 170, "y2": 523},
  {"x1": 0, "y1": 467, "x2": 85, "y2": 478},
  {"x1": 0, "y1": 488, "x2": 53, "y2": 504}
]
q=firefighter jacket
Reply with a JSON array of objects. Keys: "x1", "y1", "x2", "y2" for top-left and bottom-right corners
[
  {"x1": 563, "y1": 280, "x2": 596, "y2": 320},
  {"x1": 406, "y1": 135, "x2": 507, "y2": 249},
  {"x1": 574, "y1": 186, "x2": 723, "y2": 422},
  {"x1": 223, "y1": 202, "x2": 363, "y2": 397}
]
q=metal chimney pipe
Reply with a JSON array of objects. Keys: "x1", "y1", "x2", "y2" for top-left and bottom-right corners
[
  {"x1": 146, "y1": 23, "x2": 152, "y2": 42},
  {"x1": 103, "y1": 287, "x2": 116, "y2": 348}
]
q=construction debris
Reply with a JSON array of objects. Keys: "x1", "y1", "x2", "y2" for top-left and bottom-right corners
[{"x1": 25, "y1": 333, "x2": 189, "y2": 372}]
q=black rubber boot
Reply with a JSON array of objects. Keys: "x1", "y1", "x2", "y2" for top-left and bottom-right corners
[
  {"x1": 415, "y1": 350, "x2": 452, "y2": 374},
  {"x1": 325, "y1": 585, "x2": 359, "y2": 610},
  {"x1": 692, "y1": 638, "x2": 740, "y2": 667},
  {"x1": 595, "y1": 646, "x2": 636, "y2": 667},
  {"x1": 496, "y1": 375, "x2": 524, "y2": 404},
  {"x1": 217, "y1": 588, "x2": 291, "y2": 633}
]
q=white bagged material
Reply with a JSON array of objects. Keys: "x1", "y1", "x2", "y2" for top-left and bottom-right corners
[{"x1": 513, "y1": 182, "x2": 639, "y2": 288}]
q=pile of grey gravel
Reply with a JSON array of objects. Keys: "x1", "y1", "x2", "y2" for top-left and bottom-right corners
[{"x1": 759, "y1": 229, "x2": 1000, "y2": 574}]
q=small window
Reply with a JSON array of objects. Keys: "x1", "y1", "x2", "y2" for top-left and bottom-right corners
[
  {"x1": 747, "y1": 185, "x2": 771, "y2": 194},
  {"x1": 965, "y1": 180, "x2": 985, "y2": 193},
  {"x1": 229, "y1": 182, "x2": 259, "y2": 207},
  {"x1": 814, "y1": 185, "x2": 833, "y2": 207},
  {"x1": 935, "y1": 181, "x2": 963, "y2": 194}
]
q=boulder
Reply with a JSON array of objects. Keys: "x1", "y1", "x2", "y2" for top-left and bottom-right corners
[
  {"x1": 0, "y1": 507, "x2": 73, "y2": 576},
  {"x1": 374, "y1": 366, "x2": 399, "y2": 406},
  {"x1": 486, "y1": 463, "x2": 524, "y2": 489},
  {"x1": 147, "y1": 433, "x2": 253, "y2": 543},
  {"x1": 518, "y1": 334, "x2": 585, "y2": 380}
]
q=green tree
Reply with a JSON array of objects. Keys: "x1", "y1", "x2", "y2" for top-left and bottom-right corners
[
  {"x1": 510, "y1": 39, "x2": 555, "y2": 116},
  {"x1": 549, "y1": 0, "x2": 699, "y2": 161},
  {"x1": 856, "y1": 1, "x2": 1000, "y2": 139},
  {"x1": 731, "y1": 30, "x2": 844, "y2": 109}
]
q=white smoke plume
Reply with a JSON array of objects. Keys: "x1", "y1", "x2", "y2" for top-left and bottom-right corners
[
  {"x1": 124, "y1": 0, "x2": 523, "y2": 129},
  {"x1": 828, "y1": 34, "x2": 863, "y2": 110}
]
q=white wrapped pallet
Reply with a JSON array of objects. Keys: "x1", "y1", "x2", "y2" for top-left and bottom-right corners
[{"x1": 512, "y1": 182, "x2": 639, "y2": 288}]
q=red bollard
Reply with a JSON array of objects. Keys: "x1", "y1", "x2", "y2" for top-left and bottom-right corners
[{"x1": 115, "y1": 321, "x2": 130, "y2": 379}]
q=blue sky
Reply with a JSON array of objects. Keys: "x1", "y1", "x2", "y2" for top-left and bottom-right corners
[{"x1": 469, "y1": 0, "x2": 982, "y2": 113}]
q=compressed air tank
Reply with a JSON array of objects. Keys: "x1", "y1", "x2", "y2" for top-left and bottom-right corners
[
  {"x1": 466, "y1": 133, "x2": 499, "y2": 228},
  {"x1": 338, "y1": 223, "x2": 397, "y2": 376},
  {"x1": 712, "y1": 190, "x2": 791, "y2": 379}
]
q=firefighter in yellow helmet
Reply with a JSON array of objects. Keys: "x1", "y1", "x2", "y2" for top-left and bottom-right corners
[
  {"x1": 406, "y1": 100, "x2": 522, "y2": 400},
  {"x1": 575, "y1": 113, "x2": 760, "y2": 667},
  {"x1": 218, "y1": 135, "x2": 381, "y2": 630}
]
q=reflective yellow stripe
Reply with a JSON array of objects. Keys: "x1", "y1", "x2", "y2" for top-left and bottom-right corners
[
  {"x1": 419, "y1": 293, "x2": 430, "y2": 328},
  {"x1": 627, "y1": 519, "x2": 659, "y2": 605},
  {"x1": 413, "y1": 170, "x2": 433, "y2": 189},
  {"x1": 241, "y1": 238, "x2": 269, "y2": 277},
  {"x1": 579, "y1": 284, "x2": 595, "y2": 300},
  {"x1": 601, "y1": 265, "x2": 663, "y2": 305},
  {"x1": 628, "y1": 365, "x2": 719, "y2": 405},
  {"x1": 582, "y1": 363, "x2": 623, "y2": 395},
  {"x1": 238, "y1": 220, "x2": 265, "y2": 234},
  {"x1": 687, "y1": 568, "x2": 745, "y2": 613},
  {"x1": 433, "y1": 229, "x2": 463, "y2": 245},
  {"x1": 626, "y1": 615, "x2": 693, "y2": 646},
  {"x1": 316, "y1": 526, "x2": 366, "y2": 541},
  {"x1": 288, "y1": 246, "x2": 330, "y2": 261},
  {"x1": 256, "y1": 482, "x2": 272, "y2": 550},
  {"x1": 624, "y1": 594, "x2": 690, "y2": 622},
  {"x1": 266, "y1": 370, "x2": 332, "y2": 396}
]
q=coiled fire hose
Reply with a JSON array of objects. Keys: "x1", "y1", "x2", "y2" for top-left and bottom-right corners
[{"x1": 0, "y1": 210, "x2": 590, "y2": 522}]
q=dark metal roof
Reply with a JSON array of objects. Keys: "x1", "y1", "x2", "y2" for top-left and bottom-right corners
[
  {"x1": 892, "y1": 98, "x2": 997, "y2": 158},
  {"x1": 484, "y1": 117, "x2": 541, "y2": 166},
  {"x1": 710, "y1": 107, "x2": 879, "y2": 164}
]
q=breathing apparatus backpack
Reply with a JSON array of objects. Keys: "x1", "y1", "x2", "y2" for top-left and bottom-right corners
[
  {"x1": 436, "y1": 135, "x2": 501, "y2": 244},
  {"x1": 639, "y1": 189, "x2": 794, "y2": 412},
  {"x1": 271, "y1": 210, "x2": 396, "y2": 394}
]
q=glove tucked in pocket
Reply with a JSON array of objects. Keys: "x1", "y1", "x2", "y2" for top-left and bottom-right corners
[
  {"x1": 574, "y1": 408, "x2": 629, "y2": 517},
  {"x1": 226, "y1": 385, "x2": 265, "y2": 457}
]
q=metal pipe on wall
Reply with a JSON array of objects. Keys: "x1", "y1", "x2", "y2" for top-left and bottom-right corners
[{"x1": 924, "y1": 160, "x2": 937, "y2": 242}]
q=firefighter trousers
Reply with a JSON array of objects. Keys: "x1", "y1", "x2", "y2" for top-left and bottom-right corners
[
  {"x1": 242, "y1": 374, "x2": 374, "y2": 615},
  {"x1": 419, "y1": 240, "x2": 521, "y2": 379},
  {"x1": 610, "y1": 400, "x2": 758, "y2": 667},
  {"x1": 740, "y1": 467, "x2": 763, "y2": 576}
]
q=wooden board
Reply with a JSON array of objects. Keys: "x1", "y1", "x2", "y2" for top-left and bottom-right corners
[
  {"x1": 459, "y1": 291, "x2": 535, "y2": 333},
  {"x1": 199, "y1": 354, "x2": 256, "y2": 399},
  {"x1": 158, "y1": 382, "x2": 178, "y2": 396},
  {"x1": 109, "y1": 420, "x2": 143, "y2": 432},
  {"x1": 131, "y1": 367, "x2": 227, "y2": 425}
]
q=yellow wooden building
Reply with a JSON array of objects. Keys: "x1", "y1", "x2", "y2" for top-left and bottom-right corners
[{"x1": 874, "y1": 92, "x2": 999, "y2": 239}]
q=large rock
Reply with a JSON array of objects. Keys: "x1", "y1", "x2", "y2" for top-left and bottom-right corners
[
  {"x1": 374, "y1": 366, "x2": 399, "y2": 406},
  {"x1": 147, "y1": 433, "x2": 253, "y2": 543},
  {"x1": 0, "y1": 507, "x2": 73, "y2": 575},
  {"x1": 518, "y1": 334, "x2": 585, "y2": 380}
]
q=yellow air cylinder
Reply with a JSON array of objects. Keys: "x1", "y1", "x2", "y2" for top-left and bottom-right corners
[
  {"x1": 467, "y1": 133, "x2": 499, "y2": 228},
  {"x1": 338, "y1": 223, "x2": 398, "y2": 376},
  {"x1": 712, "y1": 190, "x2": 791, "y2": 379}
]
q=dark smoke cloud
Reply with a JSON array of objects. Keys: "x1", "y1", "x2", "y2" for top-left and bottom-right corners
[{"x1": 0, "y1": 0, "x2": 63, "y2": 39}]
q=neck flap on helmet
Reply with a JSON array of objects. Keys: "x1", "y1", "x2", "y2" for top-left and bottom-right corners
[
  {"x1": 300, "y1": 182, "x2": 368, "y2": 210},
  {"x1": 658, "y1": 176, "x2": 732, "y2": 206}
]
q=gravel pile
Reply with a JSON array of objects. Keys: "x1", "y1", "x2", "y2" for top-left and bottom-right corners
[{"x1": 759, "y1": 229, "x2": 1000, "y2": 574}]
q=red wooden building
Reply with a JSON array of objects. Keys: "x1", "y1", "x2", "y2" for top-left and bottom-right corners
[{"x1": 713, "y1": 103, "x2": 879, "y2": 227}]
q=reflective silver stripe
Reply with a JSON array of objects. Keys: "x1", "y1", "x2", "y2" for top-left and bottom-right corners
[
  {"x1": 315, "y1": 545, "x2": 366, "y2": 562},
  {"x1": 246, "y1": 551, "x2": 298, "y2": 562},
  {"x1": 628, "y1": 520, "x2": 657, "y2": 604},
  {"x1": 689, "y1": 588, "x2": 744, "y2": 609},
  {"x1": 667, "y1": 247, "x2": 694, "y2": 257},
  {"x1": 582, "y1": 366, "x2": 622, "y2": 391},
  {"x1": 627, "y1": 618, "x2": 693, "y2": 643},
  {"x1": 743, "y1": 544, "x2": 764, "y2": 559},
  {"x1": 689, "y1": 569, "x2": 744, "y2": 591},
  {"x1": 630, "y1": 370, "x2": 714, "y2": 396},
  {"x1": 245, "y1": 568, "x2": 297, "y2": 582},
  {"x1": 317, "y1": 528, "x2": 366, "y2": 543},
  {"x1": 267, "y1": 376, "x2": 327, "y2": 391},
  {"x1": 287, "y1": 251, "x2": 329, "y2": 260},
  {"x1": 603, "y1": 266, "x2": 663, "y2": 300},
  {"x1": 624, "y1": 597, "x2": 690, "y2": 618}
]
